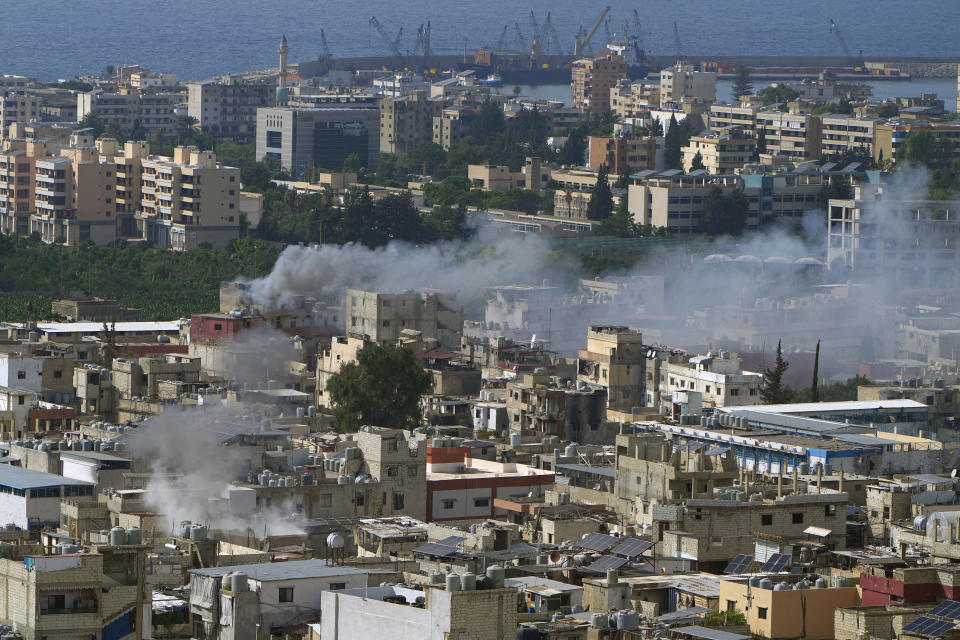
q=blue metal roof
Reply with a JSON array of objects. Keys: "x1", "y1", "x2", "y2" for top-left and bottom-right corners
[{"x1": 0, "y1": 465, "x2": 93, "y2": 490}]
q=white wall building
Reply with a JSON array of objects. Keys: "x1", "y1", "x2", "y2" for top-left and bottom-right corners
[{"x1": 0, "y1": 465, "x2": 94, "y2": 528}]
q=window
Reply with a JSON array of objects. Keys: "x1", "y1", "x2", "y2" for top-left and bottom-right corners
[
  {"x1": 16, "y1": 371, "x2": 25, "y2": 379},
  {"x1": 266, "y1": 130, "x2": 283, "y2": 148},
  {"x1": 393, "y1": 492, "x2": 404, "y2": 510},
  {"x1": 53, "y1": 370, "x2": 62, "y2": 379},
  {"x1": 727, "y1": 600, "x2": 737, "y2": 611},
  {"x1": 213, "y1": 323, "x2": 222, "y2": 331},
  {"x1": 761, "y1": 514, "x2": 773, "y2": 526},
  {"x1": 442, "y1": 499, "x2": 456, "y2": 509},
  {"x1": 406, "y1": 465, "x2": 416, "y2": 477},
  {"x1": 319, "y1": 494, "x2": 332, "y2": 507},
  {"x1": 17, "y1": 396, "x2": 24, "y2": 405},
  {"x1": 792, "y1": 512, "x2": 804, "y2": 524},
  {"x1": 354, "y1": 492, "x2": 365, "y2": 506},
  {"x1": 825, "y1": 504, "x2": 837, "y2": 517},
  {"x1": 329, "y1": 582, "x2": 346, "y2": 590},
  {"x1": 474, "y1": 497, "x2": 490, "y2": 508},
  {"x1": 758, "y1": 607, "x2": 768, "y2": 620},
  {"x1": 278, "y1": 587, "x2": 294, "y2": 602},
  {"x1": 730, "y1": 388, "x2": 739, "y2": 397}
]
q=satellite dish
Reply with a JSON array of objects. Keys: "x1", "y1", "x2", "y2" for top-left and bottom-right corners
[{"x1": 952, "y1": 469, "x2": 957, "y2": 478}]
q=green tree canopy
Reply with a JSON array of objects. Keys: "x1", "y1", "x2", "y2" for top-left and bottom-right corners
[
  {"x1": 326, "y1": 343, "x2": 432, "y2": 431},
  {"x1": 757, "y1": 84, "x2": 800, "y2": 106},
  {"x1": 760, "y1": 340, "x2": 794, "y2": 404},
  {"x1": 689, "y1": 151, "x2": 706, "y2": 172},
  {"x1": 731, "y1": 65, "x2": 753, "y2": 102},
  {"x1": 701, "y1": 187, "x2": 748, "y2": 236},
  {"x1": 586, "y1": 164, "x2": 614, "y2": 221}
]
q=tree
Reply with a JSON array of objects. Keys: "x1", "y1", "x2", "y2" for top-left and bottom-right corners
[
  {"x1": 760, "y1": 340, "x2": 793, "y2": 404},
  {"x1": 815, "y1": 177, "x2": 852, "y2": 210},
  {"x1": 326, "y1": 343, "x2": 432, "y2": 431},
  {"x1": 586, "y1": 164, "x2": 614, "y2": 221},
  {"x1": 595, "y1": 196, "x2": 638, "y2": 237},
  {"x1": 78, "y1": 112, "x2": 105, "y2": 138},
  {"x1": 899, "y1": 129, "x2": 955, "y2": 169},
  {"x1": 648, "y1": 117, "x2": 663, "y2": 137},
  {"x1": 757, "y1": 84, "x2": 800, "y2": 106},
  {"x1": 731, "y1": 64, "x2": 753, "y2": 102},
  {"x1": 664, "y1": 114, "x2": 683, "y2": 170},
  {"x1": 341, "y1": 152, "x2": 362, "y2": 173},
  {"x1": 878, "y1": 102, "x2": 900, "y2": 118},
  {"x1": 701, "y1": 187, "x2": 748, "y2": 236},
  {"x1": 811, "y1": 339, "x2": 820, "y2": 403},
  {"x1": 690, "y1": 151, "x2": 706, "y2": 172},
  {"x1": 755, "y1": 126, "x2": 767, "y2": 158}
]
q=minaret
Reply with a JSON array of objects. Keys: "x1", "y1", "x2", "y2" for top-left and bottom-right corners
[{"x1": 278, "y1": 34, "x2": 290, "y2": 89}]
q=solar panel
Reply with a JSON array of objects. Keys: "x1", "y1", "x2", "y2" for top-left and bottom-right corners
[
  {"x1": 929, "y1": 600, "x2": 960, "y2": 621},
  {"x1": 612, "y1": 538, "x2": 655, "y2": 558},
  {"x1": 760, "y1": 553, "x2": 790, "y2": 573},
  {"x1": 411, "y1": 542, "x2": 458, "y2": 558},
  {"x1": 437, "y1": 535, "x2": 466, "y2": 546},
  {"x1": 723, "y1": 554, "x2": 754, "y2": 574},
  {"x1": 585, "y1": 555, "x2": 628, "y2": 573},
  {"x1": 686, "y1": 441, "x2": 706, "y2": 453},
  {"x1": 903, "y1": 617, "x2": 932, "y2": 634},
  {"x1": 906, "y1": 617, "x2": 958, "y2": 638},
  {"x1": 579, "y1": 532, "x2": 618, "y2": 552}
]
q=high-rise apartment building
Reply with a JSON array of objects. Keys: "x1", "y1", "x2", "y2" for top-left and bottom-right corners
[
  {"x1": 137, "y1": 146, "x2": 240, "y2": 250},
  {"x1": 571, "y1": 50, "x2": 628, "y2": 113},
  {"x1": 187, "y1": 78, "x2": 276, "y2": 140},
  {"x1": 379, "y1": 90, "x2": 442, "y2": 155}
]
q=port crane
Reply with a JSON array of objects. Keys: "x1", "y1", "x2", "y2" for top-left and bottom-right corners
[
  {"x1": 494, "y1": 25, "x2": 509, "y2": 51},
  {"x1": 529, "y1": 12, "x2": 542, "y2": 48},
  {"x1": 370, "y1": 16, "x2": 403, "y2": 57},
  {"x1": 320, "y1": 29, "x2": 332, "y2": 60},
  {"x1": 413, "y1": 22, "x2": 433, "y2": 57},
  {"x1": 543, "y1": 12, "x2": 565, "y2": 55},
  {"x1": 829, "y1": 18, "x2": 863, "y2": 68},
  {"x1": 573, "y1": 5, "x2": 611, "y2": 56},
  {"x1": 632, "y1": 9, "x2": 646, "y2": 59}
]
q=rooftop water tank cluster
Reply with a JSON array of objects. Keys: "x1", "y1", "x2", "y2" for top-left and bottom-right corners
[
  {"x1": 108, "y1": 526, "x2": 142, "y2": 546},
  {"x1": 178, "y1": 521, "x2": 208, "y2": 541}
]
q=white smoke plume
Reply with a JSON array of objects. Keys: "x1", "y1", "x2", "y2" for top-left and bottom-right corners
[{"x1": 124, "y1": 403, "x2": 305, "y2": 537}]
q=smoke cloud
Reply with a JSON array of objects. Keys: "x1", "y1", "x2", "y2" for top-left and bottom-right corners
[
  {"x1": 237, "y1": 167, "x2": 935, "y2": 376},
  {"x1": 124, "y1": 403, "x2": 306, "y2": 537}
]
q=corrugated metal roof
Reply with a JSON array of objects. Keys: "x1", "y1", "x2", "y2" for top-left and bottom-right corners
[
  {"x1": 673, "y1": 626, "x2": 751, "y2": 640},
  {"x1": 0, "y1": 465, "x2": 94, "y2": 490}
]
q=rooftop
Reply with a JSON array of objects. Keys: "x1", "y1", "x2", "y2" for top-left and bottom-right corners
[
  {"x1": 191, "y1": 559, "x2": 366, "y2": 581},
  {"x1": 0, "y1": 465, "x2": 94, "y2": 490}
]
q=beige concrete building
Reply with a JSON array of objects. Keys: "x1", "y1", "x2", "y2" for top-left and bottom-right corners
[
  {"x1": 0, "y1": 92, "x2": 41, "y2": 134},
  {"x1": 708, "y1": 103, "x2": 763, "y2": 130},
  {"x1": 720, "y1": 576, "x2": 858, "y2": 640},
  {"x1": 77, "y1": 89, "x2": 179, "y2": 134},
  {"x1": 756, "y1": 111, "x2": 822, "y2": 160},
  {"x1": 588, "y1": 135, "x2": 657, "y2": 175},
  {"x1": 819, "y1": 114, "x2": 877, "y2": 159},
  {"x1": 379, "y1": 90, "x2": 443, "y2": 155},
  {"x1": 610, "y1": 80, "x2": 661, "y2": 117},
  {"x1": 659, "y1": 62, "x2": 717, "y2": 109},
  {"x1": 873, "y1": 120, "x2": 960, "y2": 164},
  {"x1": 682, "y1": 126, "x2": 756, "y2": 174},
  {"x1": 646, "y1": 349, "x2": 763, "y2": 411},
  {"x1": 0, "y1": 541, "x2": 148, "y2": 640},
  {"x1": 316, "y1": 334, "x2": 373, "y2": 405},
  {"x1": 571, "y1": 49, "x2": 628, "y2": 113},
  {"x1": 467, "y1": 157, "x2": 546, "y2": 192},
  {"x1": 137, "y1": 146, "x2": 241, "y2": 250},
  {"x1": 627, "y1": 174, "x2": 760, "y2": 235},
  {"x1": 30, "y1": 148, "x2": 120, "y2": 246},
  {"x1": 0, "y1": 146, "x2": 37, "y2": 236},
  {"x1": 345, "y1": 289, "x2": 464, "y2": 350},
  {"x1": 187, "y1": 78, "x2": 276, "y2": 140},
  {"x1": 577, "y1": 325, "x2": 645, "y2": 411}
]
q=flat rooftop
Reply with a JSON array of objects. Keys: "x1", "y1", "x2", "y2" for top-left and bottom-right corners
[
  {"x1": 9, "y1": 321, "x2": 181, "y2": 334},
  {"x1": 191, "y1": 559, "x2": 366, "y2": 581}
]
